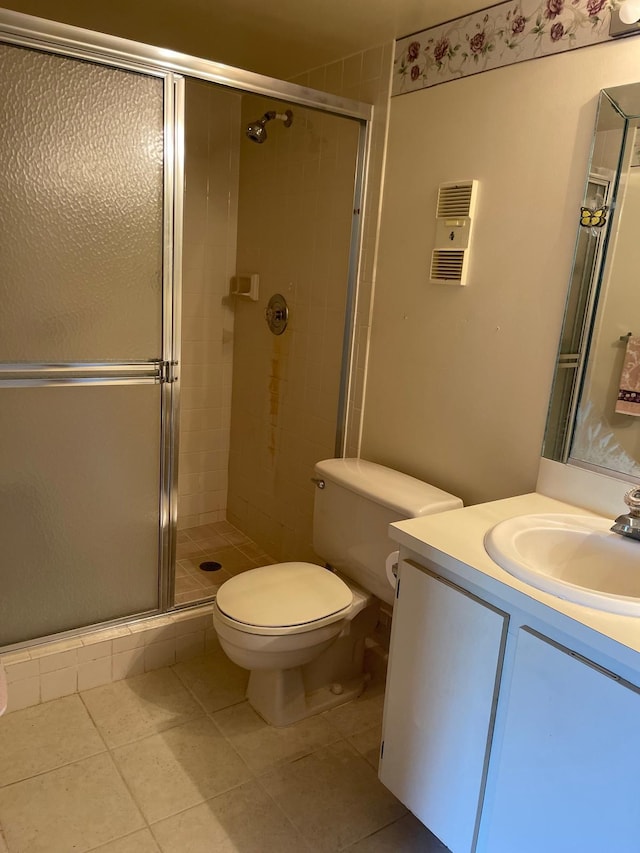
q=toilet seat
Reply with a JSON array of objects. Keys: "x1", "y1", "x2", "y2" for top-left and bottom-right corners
[{"x1": 214, "y1": 562, "x2": 353, "y2": 636}]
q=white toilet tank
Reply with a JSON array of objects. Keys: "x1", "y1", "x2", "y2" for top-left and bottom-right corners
[{"x1": 313, "y1": 458, "x2": 463, "y2": 605}]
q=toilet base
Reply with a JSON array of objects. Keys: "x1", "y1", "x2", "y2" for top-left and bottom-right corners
[
  {"x1": 246, "y1": 594, "x2": 379, "y2": 726},
  {"x1": 247, "y1": 667, "x2": 368, "y2": 727}
]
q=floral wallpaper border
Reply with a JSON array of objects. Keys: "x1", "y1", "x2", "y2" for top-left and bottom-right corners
[{"x1": 394, "y1": 0, "x2": 622, "y2": 95}]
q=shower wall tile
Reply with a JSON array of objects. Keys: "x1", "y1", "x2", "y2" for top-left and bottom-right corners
[
  {"x1": 78, "y1": 657, "x2": 112, "y2": 691},
  {"x1": 40, "y1": 667, "x2": 77, "y2": 702},
  {"x1": 112, "y1": 649, "x2": 145, "y2": 682},
  {"x1": 179, "y1": 81, "x2": 241, "y2": 529},
  {"x1": 229, "y1": 44, "x2": 391, "y2": 554},
  {"x1": 5, "y1": 677, "x2": 40, "y2": 713},
  {"x1": 0, "y1": 605, "x2": 215, "y2": 713}
]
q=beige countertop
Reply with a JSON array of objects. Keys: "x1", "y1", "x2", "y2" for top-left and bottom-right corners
[{"x1": 390, "y1": 492, "x2": 640, "y2": 672}]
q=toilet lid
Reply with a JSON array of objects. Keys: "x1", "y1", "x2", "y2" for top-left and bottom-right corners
[{"x1": 215, "y1": 562, "x2": 353, "y2": 628}]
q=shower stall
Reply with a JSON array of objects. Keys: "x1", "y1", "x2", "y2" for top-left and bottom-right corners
[{"x1": 0, "y1": 10, "x2": 371, "y2": 650}]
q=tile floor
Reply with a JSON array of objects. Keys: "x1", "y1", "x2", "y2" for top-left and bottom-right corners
[
  {"x1": 0, "y1": 634, "x2": 449, "y2": 852},
  {"x1": 175, "y1": 522, "x2": 274, "y2": 606}
]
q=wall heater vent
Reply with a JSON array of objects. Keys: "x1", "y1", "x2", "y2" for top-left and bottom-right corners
[
  {"x1": 436, "y1": 183, "x2": 475, "y2": 218},
  {"x1": 430, "y1": 180, "x2": 479, "y2": 286},
  {"x1": 430, "y1": 249, "x2": 466, "y2": 283}
]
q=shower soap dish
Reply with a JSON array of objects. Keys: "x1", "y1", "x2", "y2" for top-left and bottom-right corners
[{"x1": 232, "y1": 273, "x2": 259, "y2": 301}]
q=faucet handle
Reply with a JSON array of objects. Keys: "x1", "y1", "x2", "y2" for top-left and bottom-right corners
[{"x1": 623, "y1": 487, "x2": 640, "y2": 516}]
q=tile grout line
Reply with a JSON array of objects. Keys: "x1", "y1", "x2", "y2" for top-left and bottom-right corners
[
  {"x1": 78, "y1": 674, "x2": 206, "y2": 750},
  {"x1": 68, "y1": 691, "x2": 161, "y2": 842},
  {"x1": 337, "y1": 810, "x2": 411, "y2": 852},
  {"x1": 85, "y1": 827, "x2": 158, "y2": 853},
  {"x1": 76, "y1": 674, "x2": 251, "y2": 847},
  {"x1": 0, "y1": 743, "x2": 109, "y2": 792},
  {"x1": 251, "y1": 771, "x2": 320, "y2": 852}
]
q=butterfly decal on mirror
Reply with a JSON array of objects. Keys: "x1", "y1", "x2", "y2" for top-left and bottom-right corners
[{"x1": 579, "y1": 205, "x2": 608, "y2": 228}]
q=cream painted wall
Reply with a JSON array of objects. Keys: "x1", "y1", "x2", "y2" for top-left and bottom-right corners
[{"x1": 361, "y1": 38, "x2": 640, "y2": 506}]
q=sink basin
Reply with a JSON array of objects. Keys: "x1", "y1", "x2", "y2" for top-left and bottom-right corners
[{"x1": 484, "y1": 513, "x2": 640, "y2": 616}]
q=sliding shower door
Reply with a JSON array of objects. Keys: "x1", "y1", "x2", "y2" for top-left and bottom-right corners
[{"x1": 0, "y1": 42, "x2": 175, "y2": 646}]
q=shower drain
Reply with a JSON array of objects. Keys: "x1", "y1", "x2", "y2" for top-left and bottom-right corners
[{"x1": 199, "y1": 561, "x2": 223, "y2": 572}]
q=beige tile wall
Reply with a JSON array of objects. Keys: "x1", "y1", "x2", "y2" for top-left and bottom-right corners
[
  {"x1": 294, "y1": 44, "x2": 394, "y2": 459},
  {"x1": 226, "y1": 45, "x2": 393, "y2": 562},
  {"x1": 0, "y1": 605, "x2": 217, "y2": 713},
  {"x1": 179, "y1": 81, "x2": 241, "y2": 529}
]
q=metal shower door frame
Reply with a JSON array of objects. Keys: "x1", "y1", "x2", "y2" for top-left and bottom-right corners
[
  {"x1": 0, "y1": 40, "x2": 182, "y2": 632},
  {"x1": 0, "y1": 9, "x2": 373, "y2": 626}
]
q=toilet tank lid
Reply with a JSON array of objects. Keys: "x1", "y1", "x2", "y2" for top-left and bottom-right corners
[{"x1": 315, "y1": 458, "x2": 463, "y2": 518}]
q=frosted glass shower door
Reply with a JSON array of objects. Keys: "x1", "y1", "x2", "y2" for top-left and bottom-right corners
[{"x1": 0, "y1": 43, "x2": 169, "y2": 646}]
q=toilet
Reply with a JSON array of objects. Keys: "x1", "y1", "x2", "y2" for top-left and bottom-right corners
[{"x1": 212, "y1": 458, "x2": 462, "y2": 726}]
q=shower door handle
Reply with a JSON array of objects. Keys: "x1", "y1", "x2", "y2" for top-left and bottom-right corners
[
  {"x1": 0, "y1": 360, "x2": 171, "y2": 386},
  {"x1": 160, "y1": 361, "x2": 178, "y2": 383}
]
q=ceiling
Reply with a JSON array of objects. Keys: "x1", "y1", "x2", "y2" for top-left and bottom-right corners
[{"x1": 4, "y1": 0, "x2": 491, "y2": 78}]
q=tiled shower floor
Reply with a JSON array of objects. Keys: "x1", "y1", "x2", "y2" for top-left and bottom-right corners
[
  {"x1": 0, "y1": 636, "x2": 448, "y2": 852},
  {"x1": 175, "y1": 522, "x2": 274, "y2": 606}
]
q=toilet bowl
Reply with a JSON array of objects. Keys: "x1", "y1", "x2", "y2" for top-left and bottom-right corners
[
  {"x1": 213, "y1": 561, "x2": 377, "y2": 726},
  {"x1": 212, "y1": 458, "x2": 463, "y2": 727},
  {"x1": 212, "y1": 562, "x2": 357, "y2": 671}
]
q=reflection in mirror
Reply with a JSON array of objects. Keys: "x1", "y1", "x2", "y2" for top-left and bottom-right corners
[{"x1": 543, "y1": 83, "x2": 640, "y2": 481}]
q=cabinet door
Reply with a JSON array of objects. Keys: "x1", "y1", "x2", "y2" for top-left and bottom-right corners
[
  {"x1": 380, "y1": 561, "x2": 508, "y2": 853},
  {"x1": 481, "y1": 628, "x2": 640, "y2": 853}
]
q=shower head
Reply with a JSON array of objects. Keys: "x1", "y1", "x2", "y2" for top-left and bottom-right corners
[{"x1": 246, "y1": 109, "x2": 293, "y2": 144}]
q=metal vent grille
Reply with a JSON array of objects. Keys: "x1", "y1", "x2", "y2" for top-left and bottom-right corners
[
  {"x1": 430, "y1": 249, "x2": 466, "y2": 283},
  {"x1": 436, "y1": 182, "x2": 475, "y2": 218}
]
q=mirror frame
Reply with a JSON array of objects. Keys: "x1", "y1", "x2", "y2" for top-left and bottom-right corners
[{"x1": 543, "y1": 82, "x2": 640, "y2": 480}]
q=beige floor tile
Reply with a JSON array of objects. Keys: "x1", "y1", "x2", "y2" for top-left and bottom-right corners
[
  {"x1": 348, "y1": 723, "x2": 382, "y2": 770},
  {"x1": 188, "y1": 533, "x2": 230, "y2": 550},
  {"x1": 191, "y1": 567, "x2": 232, "y2": 589},
  {"x1": 188, "y1": 523, "x2": 225, "y2": 540},
  {"x1": 236, "y1": 541, "x2": 264, "y2": 560},
  {"x1": 343, "y1": 813, "x2": 450, "y2": 852},
  {"x1": 0, "y1": 694, "x2": 105, "y2": 786},
  {"x1": 251, "y1": 554, "x2": 277, "y2": 568},
  {"x1": 212, "y1": 701, "x2": 342, "y2": 774},
  {"x1": 260, "y1": 741, "x2": 406, "y2": 852},
  {"x1": 173, "y1": 573, "x2": 204, "y2": 593},
  {"x1": 172, "y1": 649, "x2": 248, "y2": 713},
  {"x1": 112, "y1": 717, "x2": 251, "y2": 823},
  {"x1": 175, "y1": 541, "x2": 206, "y2": 559},
  {"x1": 219, "y1": 529, "x2": 251, "y2": 546},
  {"x1": 81, "y1": 669, "x2": 203, "y2": 748},
  {"x1": 322, "y1": 689, "x2": 385, "y2": 738},
  {"x1": 151, "y1": 779, "x2": 311, "y2": 853},
  {"x1": 89, "y1": 829, "x2": 161, "y2": 852},
  {"x1": 203, "y1": 546, "x2": 254, "y2": 574},
  {"x1": 0, "y1": 753, "x2": 144, "y2": 853},
  {"x1": 210, "y1": 520, "x2": 237, "y2": 536},
  {"x1": 175, "y1": 590, "x2": 212, "y2": 606}
]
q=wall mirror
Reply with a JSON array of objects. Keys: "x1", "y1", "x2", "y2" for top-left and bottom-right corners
[{"x1": 543, "y1": 82, "x2": 640, "y2": 482}]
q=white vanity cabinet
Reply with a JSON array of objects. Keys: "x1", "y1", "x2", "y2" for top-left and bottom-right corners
[
  {"x1": 379, "y1": 559, "x2": 508, "y2": 853},
  {"x1": 480, "y1": 627, "x2": 640, "y2": 853},
  {"x1": 381, "y1": 549, "x2": 640, "y2": 853}
]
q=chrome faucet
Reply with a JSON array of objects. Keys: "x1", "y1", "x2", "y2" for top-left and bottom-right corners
[{"x1": 611, "y1": 487, "x2": 640, "y2": 541}]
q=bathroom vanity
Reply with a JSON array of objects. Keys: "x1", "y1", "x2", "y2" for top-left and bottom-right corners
[{"x1": 379, "y1": 492, "x2": 640, "y2": 853}]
